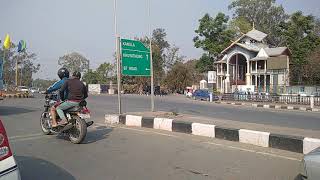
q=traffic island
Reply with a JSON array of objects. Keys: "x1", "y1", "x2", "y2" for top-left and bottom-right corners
[
  {"x1": 105, "y1": 112, "x2": 320, "y2": 154},
  {"x1": 214, "y1": 101, "x2": 319, "y2": 112},
  {"x1": 1, "y1": 93, "x2": 32, "y2": 98}
]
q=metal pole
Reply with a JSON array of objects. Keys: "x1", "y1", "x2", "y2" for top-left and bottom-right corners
[
  {"x1": 15, "y1": 56, "x2": 18, "y2": 86},
  {"x1": 2, "y1": 50, "x2": 5, "y2": 87},
  {"x1": 114, "y1": 0, "x2": 122, "y2": 114},
  {"x1": 148, "y1": 0, "x2": 155, "y2": 112}
]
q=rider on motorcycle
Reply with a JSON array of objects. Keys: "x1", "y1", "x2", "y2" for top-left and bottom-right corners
[
  {"x1": 56, "y1": 71, "x2": 88, "y2": 126},
  {"x1": 46, "y1": 67, "x2": 70, "y2": 127}
]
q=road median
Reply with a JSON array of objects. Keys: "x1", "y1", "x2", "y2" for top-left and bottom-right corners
[{"x1": 105, "y1": 111, "x2": 320, "y2": 154}]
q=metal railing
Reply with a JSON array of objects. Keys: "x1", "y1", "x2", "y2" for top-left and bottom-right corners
[{"x1": 221, "y1": 93, "x2": 320, "y2": 106}]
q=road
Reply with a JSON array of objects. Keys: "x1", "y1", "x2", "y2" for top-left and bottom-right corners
[
  {"x1": 89, "y1": 94, "x2": 320, "y2": 131},
  {"x1": 0, "y1": 95, "x2": 306, "y2": 179}
]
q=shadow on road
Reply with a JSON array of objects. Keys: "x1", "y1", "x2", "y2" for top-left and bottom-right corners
[
  {"x1": 15, "y1": 156, "x2": 76, "y2": 180},
  {"x1": 83, "y1": 127, "x2": 113, "y2": 144},
  {"x1": 55, "y1": 126, "x2": 113, "y2": 144},
  {"x1": 0, "y1": 106, "x2": 37, "y2": 116}
]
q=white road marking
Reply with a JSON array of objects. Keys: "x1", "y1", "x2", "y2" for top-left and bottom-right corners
[{"x1": 9, "y1": 133, "x2": 43, "y2": 140}]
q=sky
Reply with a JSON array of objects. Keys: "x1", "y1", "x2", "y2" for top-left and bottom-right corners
[{"x1": 1, "y1": 0, "x2": 319, "y2": 79}]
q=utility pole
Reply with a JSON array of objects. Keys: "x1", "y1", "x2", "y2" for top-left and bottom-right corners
[
  {"x1": 148, "y1": 0, "x2": 155, "y2": 112},
  {"x1": 114, "y1": 0, "x2": 122, "y2": 114}
]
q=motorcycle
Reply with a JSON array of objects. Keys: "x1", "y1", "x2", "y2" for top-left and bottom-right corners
[{"x1": 40, "y1": 93, "x2": 94, "y2": 144}]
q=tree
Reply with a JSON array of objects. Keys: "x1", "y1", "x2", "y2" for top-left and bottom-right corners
[
  {"x1": 303, "y1": 46, "x2": 320, "y2": 85},
  {"x1": 228, "y1": 0, "x2": 288, "y2": 46},
  {"x1": 152, "y1": 28, "x2": 170, "y2": 54},
  {"x1": 32, "y1": 78, "x2": 57, "y2": 90},
  {"x1": 229, "y1": 16, "x2": 252, "y2": 35},
  {"x1": 164, "y1": 45, "x2": 185, "y2": 70},
  {"x1": 280, "y1": 11, "x2": 320, "y2": 84},
  {"x1": 19, "y1": 52, "x2": 40, "y2": 86},
  {"x1": 195, "y1": 53, "x2": 214, "y2": 73},
  {"x1": 58, "y1": 52, "x2": 89, "y2": 73},
  {"x1": 96, "y1": 62, "x2": 115, "y2": 83},
  {"x1": 82, "y1": 62, "x2": 115, "y2": 84},
  {"x1": 0, "y1": 44, "x2": 40, "y2": 87},
  {"x1": 82, "y1": 70, "x2": 99, "y2": 84},
  {"x1": 185, "y1": 60, "x2": 202, "y2": 85},
  {"x1": 164, "y1": 62, "x2": 192, "y2": 93},
  {"x1": 193, "y1": 12, "x2": 235, "y2": 59}
]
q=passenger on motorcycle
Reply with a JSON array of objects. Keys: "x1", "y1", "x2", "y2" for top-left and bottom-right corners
[
  {"x1": 46, "y1": 67, "x2": 70, "y2": 128},
  {"x1": 56, "y1": 71, "x2": 88, "y2": 126}
]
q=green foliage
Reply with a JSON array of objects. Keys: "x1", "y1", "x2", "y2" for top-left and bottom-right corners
[
  {"x1": 58, "y1": 52, "x2": 89, "y2": 73},
  {"x1": 0, "y1": 44, "x2": 40, "y2": 87},
  {"x1": 228, "y1": 0, "x2": 288, "y2": 46},
  {"x1": 82, "y1": 70, "x2": 99, "y2": 84},
  {"x1": 152, "y1": 28, "x2": 170, "y2": 54},
  {"x1": 32, "y1": 78, "x2": 57, "y2": 90},
  {"x1": 193, "y1": 12, "x2": 235, "y2": 58},
  {"x1": 229, "y1": 16, "x2": 252, "y2": 35},
  {"x1": 280, "y1": 11, "x2": 320, "y2": 84},
  {"x1": 303, "y1": 46, "x2": 320, "y2": 85},
  {"x1": 164, "y1": 45, "x2": 185, "y2": 70},
  {"x1": 82, "y1": 62, "x2": 115, "y2": 84},
  {"x1": 195, "y1": 53, "x2": 214, "y2": 73},
  {"x1": 164, "y1": 60, "x2": 201, "y2": 92}
]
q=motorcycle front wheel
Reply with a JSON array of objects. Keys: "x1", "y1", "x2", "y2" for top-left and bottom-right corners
[
  {"x1": 40, "y1": 112, "x2": 52, "y2": 135},
  {"x1": 68, "y1": 116, "x2": 87, "y2": 144}
]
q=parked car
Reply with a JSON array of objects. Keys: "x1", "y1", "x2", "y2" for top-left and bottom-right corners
[
  {"x1": 17, "y1": 86, "x2": 29, "y2": 93},
  {"x1": 0, "y1": 120, "x2": 21, "y2": 180},
  {"x1": 192, "y1": 89, "x2": 219, "y2": 101},
  {"x1": 29, "y1": 87, "x2": 39, "y2": 93},
  {"x1": 299, "y1": 147, "x2": 320, "y2": 180}
]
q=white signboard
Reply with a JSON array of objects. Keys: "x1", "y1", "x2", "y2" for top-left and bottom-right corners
[{"x1": 208, "y1": 71, "x2": 216, "y2": 84}]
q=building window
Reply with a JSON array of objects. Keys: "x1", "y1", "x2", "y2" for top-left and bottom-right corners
[{"x1": 252, "y1": 61, "x2": 256, "y2": 71}]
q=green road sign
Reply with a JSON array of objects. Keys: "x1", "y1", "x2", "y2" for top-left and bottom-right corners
[{"x1": 121, "y1": 39, "x2": 151, "y2": 76}]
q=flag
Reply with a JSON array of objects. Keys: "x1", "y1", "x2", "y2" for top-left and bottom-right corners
[
  {"x1": 3, "y1": 34, "x2": 11, "y2": 49},
  {"x1": 18, "y1": 40, "x2": 26, "y2": 52}
]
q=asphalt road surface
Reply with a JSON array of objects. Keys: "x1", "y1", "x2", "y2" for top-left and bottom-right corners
[
  {"x1": 89, "y1": 94, "x2": 320, "y2": 131},
  {"x1": 0, "y1": 95, "x2": 306, "y2": 179}
]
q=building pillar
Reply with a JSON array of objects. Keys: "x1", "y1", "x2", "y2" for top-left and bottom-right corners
[
  {"x1": 220, "y1": 76, "x2": 223, "y2": 93},
  {"x1": 226, "y1": 62, "x2": 230, "y2": 93},
  {"x1": 264, "y1": 74, "x2": 266, "y2": 92},
  {"x1": 246, "y1": 60, "x2": 251, "y2": 85},
  {"x1": 255, "y1": 75, "x2": 258, "y2": 92},
  {"x1": 255, "y1": 61, "x2": 258, "y2": 73}
]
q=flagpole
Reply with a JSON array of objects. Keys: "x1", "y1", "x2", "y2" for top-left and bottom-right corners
[
  {"x1": 2, "y1": 50, "x2": 5, "y2": 88},
  {"x1": 15, "y1": 55, "x2": 18, "y2": 86}
]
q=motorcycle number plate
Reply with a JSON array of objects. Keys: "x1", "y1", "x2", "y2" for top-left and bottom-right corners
[{"x1": 79, "y1": 113, "x2": 91, "y2": 119}]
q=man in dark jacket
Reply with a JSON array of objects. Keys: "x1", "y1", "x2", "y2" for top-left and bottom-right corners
[{"x1": 56, "y1": 71, "x2": 88, "y2": 125}]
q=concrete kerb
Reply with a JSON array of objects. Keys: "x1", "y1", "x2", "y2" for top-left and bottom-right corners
[
  {"x1": 251, "y1": 103, "x2": 319, "y2": 112},
  {"x1": 2, "y1": 94, "x2": 30, "y2": 98},
  {"x1": 105, "y1": 114, "x2": 320, "y2": 154}
]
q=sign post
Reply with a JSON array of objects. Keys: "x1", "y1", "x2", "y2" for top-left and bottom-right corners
[
  {"x1": 121, "y1": 38, "x2": 155, "y2": 111},
  {"x1": 121, "y1": 39, "x2": 151, "y2": 76},
  {"x1": 114, "y1": 0, "x2": 122, "y2": 114}
]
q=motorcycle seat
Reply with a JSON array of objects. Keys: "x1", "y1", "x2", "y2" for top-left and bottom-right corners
[{"x1": 66, "y1": 106, "x2": 82, "y2": 112}]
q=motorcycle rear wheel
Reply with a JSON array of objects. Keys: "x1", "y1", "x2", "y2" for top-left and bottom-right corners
[
  {"x1": 68, "y1": 116, "x2": 87, "y2": 144},
  {"x1": 40, "y1": 112, "x2": 52, "y2": 135}
]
